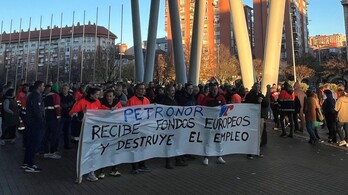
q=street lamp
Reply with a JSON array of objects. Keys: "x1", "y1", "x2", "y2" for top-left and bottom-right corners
[
  {"x1": 217, "y1": 44, "x2": 220, "y2": 75},
  {"x1": 318, "y1": 41, "x2": 324, "y2": 65},
  {"x1": 5, "y1": 61, "x2": 10, "y2": 84},
  {"x1": 289, "y1": 11, "x2": 297, "y2": 82}
]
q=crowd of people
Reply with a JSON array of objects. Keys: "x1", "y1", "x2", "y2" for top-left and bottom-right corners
[
  {"x1": 0, "y1": 79, "x2": 347, "y2": 182},
  {"x1": 270, "y1": 82, "x2": 348, "y2": 145}
]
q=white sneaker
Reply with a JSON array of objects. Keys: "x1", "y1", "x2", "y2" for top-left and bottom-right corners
[
  {"x1": 338, "y1": 140, "x2": 347, "y2": 146},
  {"x1": 217, "y1": 157, "x2": 226, "y2": 164},
  {"x1": 86, "y1": 171, "x2": 98, "y2": 182},
  {"x1": 202, "y1": 158, "x2": 208, "y2": 166},
  {"x1": 44, "y1": 153, "x2": 52, "y2": 158},
  {"x1": 49, "y1": 153, "x2": 61, "y2": 159}
]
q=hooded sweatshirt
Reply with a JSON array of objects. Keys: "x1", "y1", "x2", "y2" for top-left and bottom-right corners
[{"x1": 335, "y1": 95, "x2": 348, "y2": 122}]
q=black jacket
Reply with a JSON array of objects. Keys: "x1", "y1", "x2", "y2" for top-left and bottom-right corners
[
  {"x1": 60, "y1": 93, "x2": 75, "y2": 118},
  {"x1": 244, "y1": 90, "x2": 269, "y2": 118},
  {"x1": 26, "y1": 90, "x2": 45, "y2": 125},
  {"x1": 177, "y1": 91, "x2": 196, "y2": 106}
]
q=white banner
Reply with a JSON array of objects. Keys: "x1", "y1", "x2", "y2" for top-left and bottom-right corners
[{"x1": 77, "y1": 104, "x2": 260, "y2": 180}]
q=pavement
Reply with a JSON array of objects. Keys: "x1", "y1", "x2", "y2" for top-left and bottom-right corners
[{"x1": 1, "y1": 120, "x2": 348, "y2": 195}]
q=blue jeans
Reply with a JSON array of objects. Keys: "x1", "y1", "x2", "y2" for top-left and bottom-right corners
[{"x1": 306, "y1": 121, "x2": 317, "y2": 142}]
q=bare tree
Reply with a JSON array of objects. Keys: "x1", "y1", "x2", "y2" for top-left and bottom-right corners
[
  {"x1": 253, "y1": 59, "x2": 263, "y2": 82},
  {"x1": 286, "y1": 65, "x2": 315, "y2": 83},
  {"x1": 121, "y1": 61, "x2": 135, "y2": 82},
  {"x1": 321, "y1": 58, "x2": 348, "y2": 78},
  {"x1": 199, "y1": 53, "x2": 213, "y2": 83},
  {"x1": 154, "y1": 50, "x2": 174, "y2": 84},
  {"x1": 94, "y1": 45, "x2": 117, "y2": 83},
  {"x1": 215, "y1": 45, "x2": 240, "y2": 84}
]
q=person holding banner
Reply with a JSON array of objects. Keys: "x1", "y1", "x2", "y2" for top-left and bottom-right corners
[
  {"x1": 69, "y1": 86, "x2": 102, "y2": 182},
  {"x1": 177, "y1": 83, "x2": 196, "y2": 107},
  {"x1": 177, "y1": 82, "x2": 197, "y2": 161},
  {"x1": 114, "y1": 83, "x2": 128, "y2": 107},
  {"x1": 127, "y1": 83, "x2": 152, "y2": 174},
  {"x1": 200, "y1": 82, "x2": 226, "y2": 165},
  {"x1": 158, "y1": 85, "x2": 188, "y2": 169},
  {"x1": 244, "y1": 82, "x2": 268, "y2": 159},
  {"x1": 97, "y1": 89, "x2": 122, "y2": 178}
]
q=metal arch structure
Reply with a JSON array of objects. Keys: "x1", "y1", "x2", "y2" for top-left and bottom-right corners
[{"x1": 131, "y1": 0, "x2": 286, "y2": 92}]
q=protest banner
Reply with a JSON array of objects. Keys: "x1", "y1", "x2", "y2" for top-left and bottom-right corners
[{"x1": 76, "y1": 104, "x2": 260, "y2": 182}]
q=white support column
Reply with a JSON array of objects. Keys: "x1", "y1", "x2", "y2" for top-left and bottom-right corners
[
  {"x1": 144, "y1": 0, "x2": 160, "y2": 83},
  {"x1": 168, "y1": 0, "x2": 187, "y2": 84},
  {"x1": 229, "y1": 0, "x2": 255, "y2": 90},
  {"x1": 188, "y1": 0, "x2": 206, "y2": 85},
  {"x1": 261, "y1": 0, "x2": 286, "y2": 94},
  {"x1": 131, "y1": 0, "x2": 144, "y2": 82},
  {"x1": 342, "y1": 0, "x2": 348, "y2": 62}
]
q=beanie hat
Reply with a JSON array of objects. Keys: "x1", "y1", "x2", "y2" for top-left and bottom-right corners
[{"x1": 51, "y1": 85, "x2": 59, "y2": 93}]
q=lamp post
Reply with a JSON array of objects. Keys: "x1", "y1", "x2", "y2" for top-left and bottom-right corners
[
  {"x1": 5, "y1": 62, "x2": 10, "y2": 84},
  {"x1": 318, "y1": 42, "x2": 323, "y2": 65},
  {"x1": 217, "y1": 44, "x2": 220, "y2": 76},
  {"x1": 289, "y1": 12, "x2": 296, "y2": 82}
]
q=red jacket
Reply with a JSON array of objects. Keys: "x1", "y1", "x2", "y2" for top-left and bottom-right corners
[
  {"x1": 278, "y1": 89, "x2": 295, "y2": 112},
  {"x1": 201, "y1": 94, "x2": 226, "y2": 107},
  {"x1": 73, "y1": 91, "x2": 84, "y2": 101},
  {"x1": 231, "y1": 93, "x2": 242, "y2": 103},
  {"x1": 127, "y1": 96, "x2": 150, "y2": 106},
  {"x1": 100, "y1": 98, "x2": 122, "y2": 110},
  {"x1": 16, "y1": 90, "x2": 27, "y2": 108},
  {"x1": 44, "y1": 92, "x2": 61, "y2": 120},
  {"x1": 69, "y1": 96, "x2": 101, "y2": 116},
  {"x1": 196, "y1": 93, "x2": 206, "y2": 105}
]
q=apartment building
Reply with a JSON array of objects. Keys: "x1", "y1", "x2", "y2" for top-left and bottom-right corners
[
  {"x1": 165, "y1": 0, "x2": 254, "y2": 76},
  {"x1": 254, "y1": 0, "x2": 309, "y2": 64},
  {"x1": 309, "y1": 34, "x2": 346, "y2": 49},
  {"x1": 165, "y1": 0, "x2": 309, "y2": 76},
  {"x1": 0, "y1": 23, "x2": 116, "y2": 85}
]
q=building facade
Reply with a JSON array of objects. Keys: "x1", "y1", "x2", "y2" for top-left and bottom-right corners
[
  {"x1": 309, "y1": 34, "x2": 347, "y2": 49},
  {"x1": 165, "y1": 0, "x2": 309, "y2": 79},
  {"x1": 143, "y1": 37, "x2": 169, "y2": 53},
  {"x1": 254, "y1": 0, "x2": 309, "y2": 64},
  {"x1": 165, "y1": 0, "x2": 254, "y2": 78},
  {"x1": 0, "y1": 23, "x2": 116, "y2": 85}
]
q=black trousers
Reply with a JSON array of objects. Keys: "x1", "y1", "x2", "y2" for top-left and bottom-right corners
[{"x1": 280, "y1": 111, "x2": 294, "y2": 135}]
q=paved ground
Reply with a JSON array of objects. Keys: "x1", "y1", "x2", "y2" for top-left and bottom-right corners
[{"x1": 1, "y1": 120, "x2": 348, "y2": 195}]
